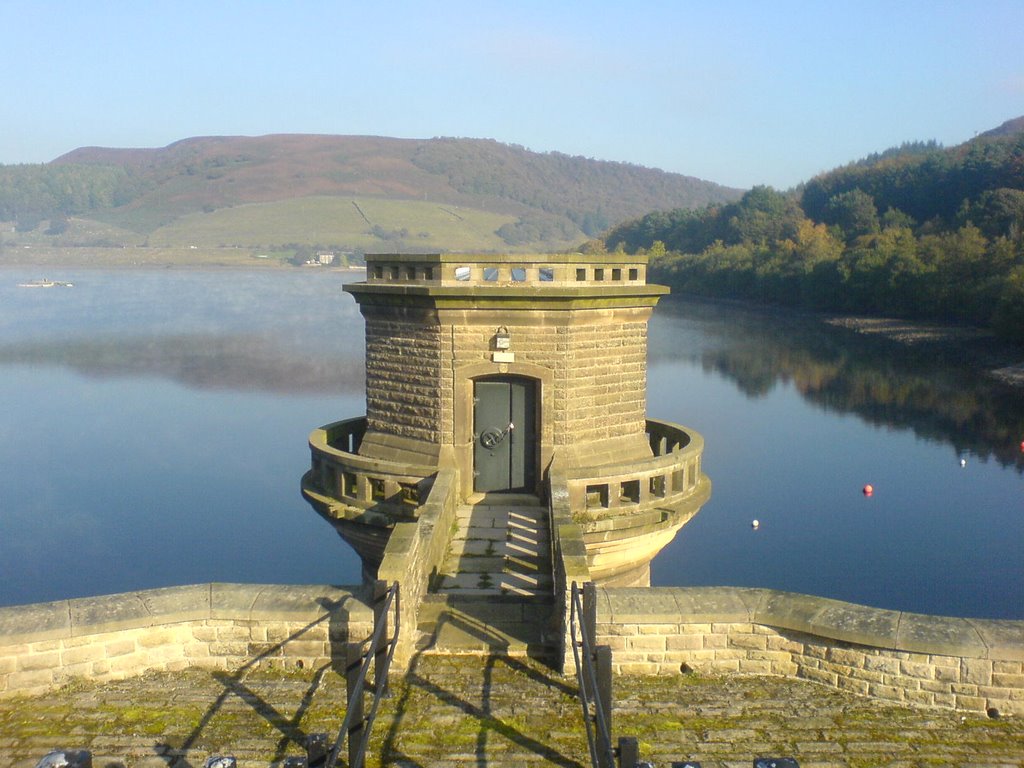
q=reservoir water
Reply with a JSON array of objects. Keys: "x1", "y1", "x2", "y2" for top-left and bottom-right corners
[{"x1": 1, "y1": 268, "x2": 1021, "y2": 618}]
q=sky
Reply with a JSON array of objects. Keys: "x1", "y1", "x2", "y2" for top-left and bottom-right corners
[{"x1": 1, "y1": 1, "x2": 1022, "y2": 190}]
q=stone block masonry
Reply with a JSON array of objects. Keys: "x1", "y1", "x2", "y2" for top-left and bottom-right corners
[
  {"x1": 346, "y1": 253, "x2": 669, "y2": 478},
  {"x1": 0, "y1": 584, "x2": 373, "y2": 698},
  {"x1": 593, "y1": 586, "x2": 1024, "y2": 716},
  {"x1": 364, "y1": 311, "x2": 445, "y2": 446},
  {"x1": 4, "y1": 577, "x2": 1022, "y2": 720},
  {"x1": 360, "y1": 307, "x2": 654, "y2": 455}
]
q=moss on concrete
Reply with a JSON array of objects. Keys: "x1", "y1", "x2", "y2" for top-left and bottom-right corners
[{"x1": 1, "y1": 657, "x2": 1022, "y2": 767}]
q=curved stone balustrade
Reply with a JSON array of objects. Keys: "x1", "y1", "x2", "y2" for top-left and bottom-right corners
[
  {"x1": 305, "y1": 417, "x2": 436, "y2": 517},
  {"x1": 562, "y1": 418, "x2": 712, "y2": 587},
  {"x1": 566, "y1": 418, "x2": 707, "y2": 520},
  {"x1": 303, "y1": 416, "x2": 442, "y2": 575},
  {"x1": 305, "y1": 416, "x2": 710, "y2": 587}
]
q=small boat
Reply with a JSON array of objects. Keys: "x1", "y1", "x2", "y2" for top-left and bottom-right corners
[{"x1": 17, "y1": 279, "x2": 73, "y2": 288}]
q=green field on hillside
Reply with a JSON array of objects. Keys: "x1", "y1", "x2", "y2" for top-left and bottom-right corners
[{"x1": 144, "y1": 196, "x2": 580, "y2": 252}]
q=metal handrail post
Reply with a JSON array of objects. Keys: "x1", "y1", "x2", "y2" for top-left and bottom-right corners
[
  {"x1": 372, "y1": 579, "x2": 390, "y2": 698},
  {"x1": 595, "y1": 644, "x2": 613, "y2": 766},
  {"x1": 346, "y1": 641, "x2": 365, "y2": 768},
  {"x1": 354, "y1": 585, "x2": 400, "y2": 765},
  {"x1": 325, "y1": 582, "x2": 400, "y2": 768},
  {"x1": 570, "y1": 582, "x2": 599, "y2": 768},
  {"x1": 583, "y1": 582, "x2": 598, "y2": 657},
  {"x1": 570, "y1": 581, "x2": 616, "y2": 768}
]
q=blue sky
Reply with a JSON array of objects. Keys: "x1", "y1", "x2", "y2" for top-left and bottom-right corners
[{"x1": 2, "y1": 1, "x2": 1021, "y2": 189}]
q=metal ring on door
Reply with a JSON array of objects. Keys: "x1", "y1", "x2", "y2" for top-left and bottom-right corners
[{"x1": 480, "y1": 428, "x2": 505, "y2": 449}]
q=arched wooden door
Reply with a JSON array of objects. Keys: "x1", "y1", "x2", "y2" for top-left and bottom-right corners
[{"x1": 473, "y1": 376, "x2": 537, "y2": 493}]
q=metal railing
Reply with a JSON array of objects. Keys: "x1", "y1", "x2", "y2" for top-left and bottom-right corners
[
  {"x1": 568, "y1": 581, "x2": 801, "y2": 768},
  {"x1": 570, "y1": 581, "x2": 617, "y2": 768},
  {"x1": 325, "y1": 580, "x2": 401, "y2": 768}
]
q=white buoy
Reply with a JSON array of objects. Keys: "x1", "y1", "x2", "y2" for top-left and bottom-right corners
[
  {"x1": 960, "y1": 457, "x2": 967, "y2": 467},
  {"x1": 751, "y1": 519, "x2": 760, "y2": 529}
]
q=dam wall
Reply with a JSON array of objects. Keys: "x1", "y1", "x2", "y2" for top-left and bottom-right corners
[
  {"x1": 591, "y1": 586, "x2": 1024, "y2": 716},
  {"x1": 2, "y1": 580, "x2": 1022, "y2": 717},
  {"x1": 0, "y1": 583, "x2": 372, "y2": 699}
]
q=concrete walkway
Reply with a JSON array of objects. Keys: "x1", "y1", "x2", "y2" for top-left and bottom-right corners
[{"x1": 2, "y1": 652, "x2": 1022, "y2": 767}]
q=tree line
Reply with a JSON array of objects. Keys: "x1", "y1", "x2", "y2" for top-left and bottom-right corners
[
  {"x1": 602, "y1": 133, "x2": 1024, "y2": 342},
  {"x1": 0, "y1": 163, "x2": 143, "y2": 231}
]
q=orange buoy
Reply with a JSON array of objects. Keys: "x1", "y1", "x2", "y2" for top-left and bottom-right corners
[
  {"x1": 1020, "y1": 441, "x2": 1024, "y2": 452},
  {"x1": 863, "y1": 484, "x2": 874, "y2": 496}
]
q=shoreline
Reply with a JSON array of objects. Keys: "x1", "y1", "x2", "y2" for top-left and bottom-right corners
[
  {"x1": 663, "y1": 291, "x2": 1024, "y2": 389},
  {"x1": 0, "y1": 244, "x2": 368, "y2": 270},
  {"x1": 8, "y1": 252, "x2": 1024, "y2": 385},
  {"x1": 824, "y1": 315, "x2": 1024, "y2": 388}
]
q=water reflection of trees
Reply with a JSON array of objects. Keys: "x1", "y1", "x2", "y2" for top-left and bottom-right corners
[
  {"x1": 0, "y1": 334, "x2": 365, "y2": 394},
  {"x1": 654, "y1": 298, "x2": 1024, "y2": 471}
]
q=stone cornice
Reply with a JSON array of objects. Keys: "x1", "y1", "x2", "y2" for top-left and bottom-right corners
[{"x1": 345, "y1": 282, "x2": 669, "y2": 310}]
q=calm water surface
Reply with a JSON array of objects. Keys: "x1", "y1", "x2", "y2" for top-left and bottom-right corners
[{"x1": 1, "y1": 269, "x2": 1021, "y2": 618}]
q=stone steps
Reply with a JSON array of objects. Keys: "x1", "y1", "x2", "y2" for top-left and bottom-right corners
[
  {"x1": 421, "y1": 500, "x2": 558, "y2": 658},
  {"x1": 431, "y1": 501, "x2": 553, "y2": 599}
]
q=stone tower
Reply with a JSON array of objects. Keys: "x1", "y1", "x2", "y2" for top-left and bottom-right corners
[{"x1": 302, "y1": 252, "x2": 709, "y2": 587}]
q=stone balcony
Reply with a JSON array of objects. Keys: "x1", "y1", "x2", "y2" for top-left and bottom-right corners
[
  {"x1": 301, "y1": 417, "x2": 438, "y2": 575},
  {"x1": 304, "y1": 415, "x2": 709, "y2": 588},
  {"x1": 304, "y1": 416, "x2": 435, "y2": 516},
  {"x1": 561, "y1": 418, "x2": 711, "y2": 587},
  {"x1": 566, "y1": 418, "x2": 705, "y2": 515}
]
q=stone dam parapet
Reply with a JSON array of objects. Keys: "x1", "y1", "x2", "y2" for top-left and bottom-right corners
[
  {"x1": 591, "y1": 586, "x2": 1024, "y2": 716},
  {"x1": 2, "y1": 582, "x2": 1021, "y2": 716},
  {"x1": 0, "y1": 584, "x2": 373, "y2": 699}
]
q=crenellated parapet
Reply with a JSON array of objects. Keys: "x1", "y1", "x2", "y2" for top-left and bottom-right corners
[{"x1": 361, "y1": 251, "x2": 651, "y2": 287}]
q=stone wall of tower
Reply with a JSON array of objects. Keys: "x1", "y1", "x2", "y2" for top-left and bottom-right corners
[
  {"x1": 362, "y1": 307, "x2": 446, "y2": 457},
  {"x1": 441, "y1": 306, "x2": 654, "y2": 466},
  {"x1": 361, "y1": 304, "x2": 654, "y2": 466},
  {"x1": 559, "y1": 313, "x2": 650, "y2": 459},
  {"x1": 445, "y1": 315, "x2": 561, "y2": 445},
  {"x1": 360, "y1": 307, "x2": 654, "y2": 466},
  {"x1": 350, "y1": 253, "x2": 666, "y2": 472}
]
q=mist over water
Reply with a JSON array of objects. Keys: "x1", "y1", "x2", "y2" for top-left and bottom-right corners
[
  {"x1": 0, "y1": 269, "x2": 368, "y2": 607},
  {"x1": 1, "y1": 270, "x2": 1021, "y2": 618}
]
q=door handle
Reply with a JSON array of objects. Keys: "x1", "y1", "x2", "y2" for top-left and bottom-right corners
[{"x1": 479, "y1": 422, "x2": 514, "y2": 449}]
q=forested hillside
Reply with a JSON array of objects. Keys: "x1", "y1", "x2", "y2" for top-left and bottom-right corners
[
  {"x1": 604, "y1": 118, "x2": 1024, "y2": 342},
  {"x1": 0, "y1": 134, "x2": 740, "y2": 257}
]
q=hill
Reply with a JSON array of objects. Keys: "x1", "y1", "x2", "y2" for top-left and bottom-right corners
[
  {"x1": 603, "y1": 116, "x2": 1024, "y2": 343},
  {"x1": 978, "y1": 116, "x2": 1024, "y2": 140},
  {"x1": 0, "y1": 135, "x2": 741, "y2": 258}
]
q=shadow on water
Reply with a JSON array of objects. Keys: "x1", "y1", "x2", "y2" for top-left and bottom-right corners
[{"x1": 652, "y1": 296, "x2": 1024, "y2": 472}]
